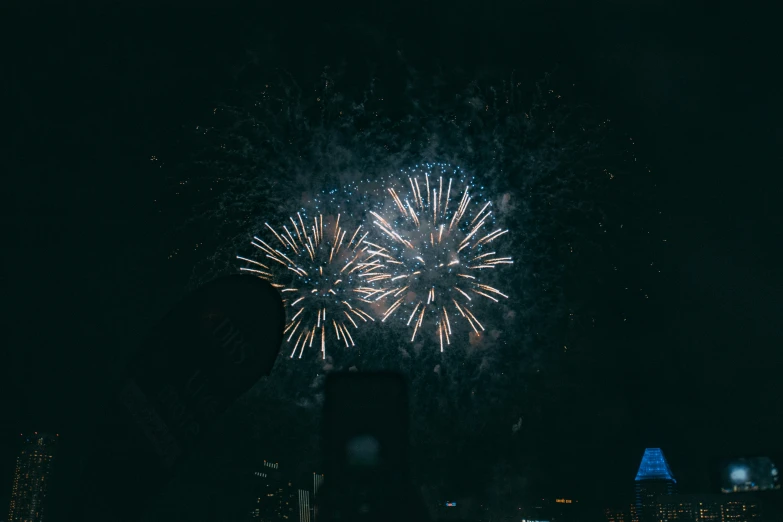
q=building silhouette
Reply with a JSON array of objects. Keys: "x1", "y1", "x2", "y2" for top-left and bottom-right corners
[
  {"x1": 251, "y1": 461, "x2": 320, "y2": 522},
  {"x1": 313, "y1": 473, "x2": 324, "y2": 498},
  {"x1": 6, "y1": 433, "x2": 58, "y2": 522},
  {"x1": 720, "y1": 497, "x2": 762, "y2": 521},
  {"x1": 521, "y1": 497, "x2": 584, "y2": 522},
  {"x1": 635, "y1": 448, "x2": 677, "y2": 522},
  {"x1": 298, "y1": 489, "x2": 311, "y2": 522},
  {"x1": 654, "y1": 493, "x2": 762, "y2": 521},
  {"x1": 606, "y1": 506, "x2": 630, "y2": 522},
  {"x1": 253, "y1": 460, "x2": 295, "y2": 521},
  {"x1": 312, "y1": 472, "x2": 324, "y2": 521},
  {"x1": 658, "y1": 494, "x2": 722, "y2": 521}
]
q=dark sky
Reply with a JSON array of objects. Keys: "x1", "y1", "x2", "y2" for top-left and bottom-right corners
[{"x1": 3, "y1": 2, "x2": 781, "y2": 517}]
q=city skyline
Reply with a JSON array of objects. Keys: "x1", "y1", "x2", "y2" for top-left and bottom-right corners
[
  {"x1": 2, "y1": 435, "x2": 778, "y2": 522},
  {"x1": 603, "y1": 448, "x2": 776, "y2": 522}
]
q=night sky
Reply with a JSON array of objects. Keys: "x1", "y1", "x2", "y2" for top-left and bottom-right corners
[{"x1": 3, "y1": 3, "x2": 781, "y2": 519}]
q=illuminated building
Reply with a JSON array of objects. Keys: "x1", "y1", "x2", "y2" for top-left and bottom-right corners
[
  {"x1": 522, "y1": 497, "x2": 582, "y2": 522},
  {"x1": 692, "y1": 497, "x2": 722, "y2": 522},
  {"x1": 605, "y1": 506, "x2": 629, "y2": 522},
  {"x1": 657, "y1": 494, "x2": 721, "y2": 521},
  {"x1": 609, "y1": 495, "x2": 763, "y2": 522},
  {"x1": 313, "y1": 472, "x2": 324, "y2": 498},
  {"x1": 635, "y1": 448, "x2": 677, "y2": 522},
  {"x1": 310, "y1": 472, "x2": 324, "y2": 521},
  {"x1": 251, "y1": 462, "x2": 319, "y2": 522},
  {"x1": 298, "y1": 489, "x2": 311, "y2": 522},
  {"x1": 6, "y1": 433, "x2": 58, "y2": 522},
  {"x1": 253, "y1": 460, "x2": 295, "y2": 521},
  {"x1": 721, "y1": 457, "x2": 780, "y2": 494},
  {"x1": 652, "y1": 494, "x2": 761, "y2": 522},
  {"x1": 659, "y1": 496, "x2": 698, "y2": 521},
  {"x1": 278, "y1": 481, "x2": 297, "y2": 521},
  {"x1": 260, "y1": 480, "x2": 294, "y2": 521},
  {"x1": 721, "y1": 498, "x2": 762, "y2": 521},
  {"x1": 720, "y1": 457, "x2": 780, "y2": 521}
]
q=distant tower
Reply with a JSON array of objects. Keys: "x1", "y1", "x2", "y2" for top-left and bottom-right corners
[
  {"x1": 313, "y1": 472, "x2": 324, "y2": 497},
  {"x1": 253, "y1": 460, "x2": 289, "y2": 521},
  {"x1": 6, "y1": 433, "x2": 58, "y2": 522},
  {"x1": 312, "y1": 472, "x2": 325, "y2": 521},
  {"x1": 298, "y1": 489, "x2": 311, "y2": 522},
  {"x1": 634, "y1": 448, "x2": 676, "y2": 522}
]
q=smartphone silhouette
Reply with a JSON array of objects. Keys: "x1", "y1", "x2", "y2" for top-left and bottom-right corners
[{"x1": 321, "y1": 372, "x2": 428, "y2": 521}]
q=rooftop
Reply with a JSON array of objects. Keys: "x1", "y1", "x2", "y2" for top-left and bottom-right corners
[{"x1": 635, "y1": 448, "x2": 676, "y2": 482}]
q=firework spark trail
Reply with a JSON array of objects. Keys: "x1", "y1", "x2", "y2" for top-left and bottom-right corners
[
  {"x1": 238, "y1": 211, "x2": 376, "y2": 359},
  {"x1": 366, "y1": 163, "x2": 512, "y2": 346}
]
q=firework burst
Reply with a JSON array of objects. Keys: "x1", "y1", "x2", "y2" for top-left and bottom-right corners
[
  {"x1": 238, "y1": 211, "x2": 376, "y2": 359},
  {"x1": 363, "y1": 163, "x2": 513, "y2": 351}
]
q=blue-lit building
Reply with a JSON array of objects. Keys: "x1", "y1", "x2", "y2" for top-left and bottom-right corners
[{"x1": 634, "y1": 448, "x2": 677, "y2": 522}]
